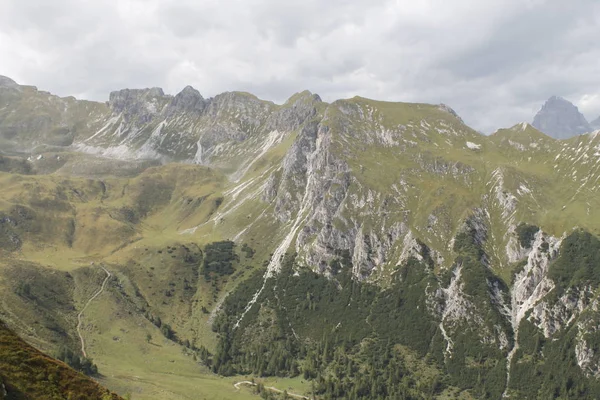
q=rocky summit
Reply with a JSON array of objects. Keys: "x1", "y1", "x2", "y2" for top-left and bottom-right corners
[
  {"x1": 3, "y1": 76, "x2": 600, "y2": 399},
  {"x1": 532, "y1": 95, "x2": 592, "y2": 139}
]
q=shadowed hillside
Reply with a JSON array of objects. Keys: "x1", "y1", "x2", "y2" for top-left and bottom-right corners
[{"x1": 0, "y1": 319, "x2": 122, "y2": 400}]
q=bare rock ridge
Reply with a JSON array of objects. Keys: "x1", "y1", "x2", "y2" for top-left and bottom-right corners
[
  {"x1": 0, "y1": 75, "x2": 327, "y2": 170},
  {"x1": 438, "y1": 103, "x2": 464, "y2": 123},
  {"x1": 532, "y1": 95, "x2": 591, "y2": 139},
  {"x1": 592, "y1": 115, "x2": 600, "y2": 131},
  {"x1": 0, "y1": 75, "x2": 19, "y2": 89},
  {"x1": 170, "y1": 85, "x2": 207, "y2": 113}
]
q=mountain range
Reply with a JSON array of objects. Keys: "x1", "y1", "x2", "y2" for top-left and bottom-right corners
[{"x1": 3, "y1": 75, "x2": 600, "y2": 399}]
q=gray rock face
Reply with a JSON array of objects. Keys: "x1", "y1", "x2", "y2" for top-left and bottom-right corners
[
  {"x1": 438, "y1": 103, "x2": 464, "y2": 123},
  {"x1": 532, "y1": 96, "x2": 591, "y2": 139},
  {"x1": 591, "y1": 116, "x2": 600, "y2": 131},
  {"x1": 108, "y1": 88, "x2": 169, "y2": 123},
  {"x1": 0, "y1": 75, "x2": 19, "y2": 89},
  {"x1": 265, "y1": 91, "x2": 321, "y2": 132},
  {"x1": 169, "y1": 86, "x2": 206, "y2": 113}
]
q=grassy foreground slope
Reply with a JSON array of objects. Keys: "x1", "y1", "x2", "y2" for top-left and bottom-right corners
[
  {"x1": 0, "y1": 319, "x2": 121, "y2": 400},
  {"x1": 0, "y1": 158, "x2": 297, "y2": 399}
]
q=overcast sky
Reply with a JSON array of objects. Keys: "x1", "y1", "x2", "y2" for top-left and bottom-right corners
[{"x1": 1, "y1": 0, "x2": 599, "y2": 132}]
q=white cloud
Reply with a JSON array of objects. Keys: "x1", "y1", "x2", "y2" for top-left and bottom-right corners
[{"x1": 0, "y1": 0, "x2": 599, "y2": 132}]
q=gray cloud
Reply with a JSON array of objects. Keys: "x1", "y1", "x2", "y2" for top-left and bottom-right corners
[{"x1": 1, "y1": 0, "x2": 599, "y2": 132}]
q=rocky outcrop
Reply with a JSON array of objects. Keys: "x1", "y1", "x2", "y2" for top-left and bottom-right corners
[
  {"x1": 530, "y1": 286, "x2": 592, "y2": 338},
  {"x1": 438, "y1": 103, "x2": 464, "y2": 123},
  {"x1": 576, "y1": 311, "x2": 600, "y2": 378},
  {"x1": 511, "y1": 231, "x2": 561, "y2": 333},
  {"x1": 591, "y1": 116, "x2": 600, "y2": 131},
  {"x1": 576, "y1": 336, "x2": 600, "y2": 379},
  {"x1": 291, "y1": 121, "x2": 355, "y2": 273},
  {"x1": 266, "y1": 91, "x2": 321, "y2": 133},
  {"x1": 532, "y1": 96, "x2": 591, "y2": 139},
  {"x1": 0, "y1": 75, "x2": 19, "y2": 89},
  {"x1": 434, "y1": 263, "x2": 479, "y2": 353},
  {"x1": 168, "y1": 86, "x2": 206, "y2": 114},
  {"x1": 108, "y1": 87, "x2": 168, "y2": 115}
]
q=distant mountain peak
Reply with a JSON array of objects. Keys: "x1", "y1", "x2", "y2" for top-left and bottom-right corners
[
  {"x1": 513, "y1": 122, "x2": 539, "y2": 132},
  {"x1": 492, "y1": 122, "x2": 553, "y2": 145},
  {"x1": 284, "y1": 90, "x2": 322, "y2": 105},
  {"x1": 532, "y1": 96, "x2": 591, "y2": 139}
]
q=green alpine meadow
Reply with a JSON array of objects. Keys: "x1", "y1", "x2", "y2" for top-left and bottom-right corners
[{"x1": 2, "y1": 74, "x2": 600, "y2": 400}]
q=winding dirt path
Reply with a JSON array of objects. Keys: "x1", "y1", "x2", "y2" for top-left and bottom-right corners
[
  {"x1": 234, "y1": 381, "x2": 310, "y2": 399},
  {"x1": 77, "y1": 265, "x2": 111, "y2": 358}
]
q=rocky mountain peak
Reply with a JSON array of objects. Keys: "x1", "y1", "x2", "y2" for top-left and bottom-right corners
[
  {"x1": 169, "y1": 85, "x2": 205, "y2": 113},
  {"x1": 172, "y1": 85, "x2": 200, "y2": 99},
  {"x1": 491, "y1": 122, "x2": 552, "y2": 148},
  {"x1": 284, "y1": 90, "x2": 322, "y2": 105},
  {"x1": 108, "y1": 87, "x2": 167, "y2": 112},
  {"x1": 206, "y1": 91, "x2": 274, "y2": 121},
  {"x1": 532, "y1": 96, "x2": 591, "y2": 139},
  {"x1": 511, "y1": 122, "x2": 546, "y2": 135},
  {"x1": 0, "y1": 76, "x2": 21, "y2": 93},
  {"x1": 517, "y1": 122, "x2": 532, "y2": 130},
  {"x1": 0, "y1": 75, "x2": 18, "y2": 88},
  {"x1": 438, "y1": 103, "x2": 463, "y2": 123}
]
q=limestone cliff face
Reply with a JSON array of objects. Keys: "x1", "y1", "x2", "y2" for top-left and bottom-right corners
[
  {"x1": 591, "y1": 116, "x2": 600, "y2": 131},
  {"x1": 511, "y1": 232, "x2": 561, "y2": 333},
  {"x1": 265, "y1": 98, "x2": 473, "y2": 279},
  {"x1": 532, "y1": 96, "x2": 591, "y2": 139},
  {"x1": 576, "y1": 311, "x2": 600, "y2": 379}
]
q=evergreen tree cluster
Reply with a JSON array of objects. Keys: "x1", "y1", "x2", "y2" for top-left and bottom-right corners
[
  {"x1": 202, "y1": 241, "x2": 237, "y2": 279},
  {"x1": 145, "y1": 311, "x2": 175, "y2": 340},
  {"x1": 515, "y1": 223, "x2": 540, "y2": 248},
  {"x1": 55, "y1": 347, "x2": 98, "y2": 376}
]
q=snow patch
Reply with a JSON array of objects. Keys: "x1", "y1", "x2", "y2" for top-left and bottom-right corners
[{"x1": 517, "y1": 184, "x2": 531, "y2": 196}]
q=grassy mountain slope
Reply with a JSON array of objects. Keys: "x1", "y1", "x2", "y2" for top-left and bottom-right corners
[{"x1": 0, "y1": 319, "x2": 121, "y2": 400}]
